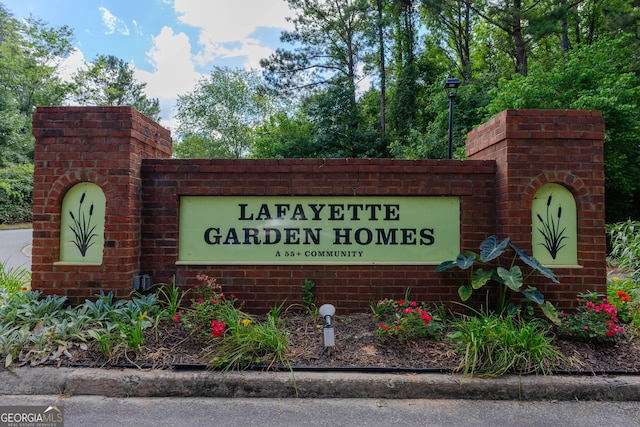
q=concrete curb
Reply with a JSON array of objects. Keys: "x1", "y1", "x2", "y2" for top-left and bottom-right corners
[{"x1": 1, "y1": 367, "x2": 639, "y2": 400}]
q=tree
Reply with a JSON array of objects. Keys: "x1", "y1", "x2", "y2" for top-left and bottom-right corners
[
  {"x1": 387, "y1": 0, "x2": 420, "y2": 143},
  {"x1": 485, "y1": 35, "x2": 640, "y2": 222},
  {"x1": 261, "y1": 0, "x2": 374, "y2": 156},
  {"x1": 174, "y1": 67, "x2": 273, "y2": 158},
  {"x1": 0, "y1": 92, "x2": 32, "y2": 166},
  {"x1": 421, "y1": 0, "x2": 475, "y2": 80},
  {"x1": 470, "y1": 0, "x2": 534, "y2": 76},
  {"x1": 71, "y1": 54, "x2": 160, "y2": 120},
  {"x1": 251, "y1": 111, "x2": 316, "y2": 158},
  {"x1": 0, "y1": 4, "x2": 74, "y2": 165}
]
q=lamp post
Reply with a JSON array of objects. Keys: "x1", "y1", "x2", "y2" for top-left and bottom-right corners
[
  {"x1": 319, "y1": 304, "x2": 336, "y2": 351},
  {"x1": 444, "y1": 77, "x2": 460, "y2": 159}
]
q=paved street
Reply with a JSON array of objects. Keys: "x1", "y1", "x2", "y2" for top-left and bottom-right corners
[
  {"x1": 1, "y1": 395, "x2": 639, "y2": 427},
  {"x1": 0, "y1": 228, "x2": 32, "y2": 271}
]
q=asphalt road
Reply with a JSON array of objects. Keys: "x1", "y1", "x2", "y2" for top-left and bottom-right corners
[
  {"x1": 0, "y1": 228, "x2": 32, "y2": 271},
  {"x1": 0, "y1": 395, "x2": 639, "y2": 427}
]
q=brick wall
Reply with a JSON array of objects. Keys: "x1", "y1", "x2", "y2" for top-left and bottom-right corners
[
  {"x1": 140, "y1": 158, "x2": 496, "y2": 313},
  {"x1": 31, "y1": 106, "x2": 171, "y2": 304},
  {"x1": 31, "y1": 107, "x2": 607, "y2": 313},
  {"x1": 467, "y1": 109, "x2": 606, "y2": 309}
]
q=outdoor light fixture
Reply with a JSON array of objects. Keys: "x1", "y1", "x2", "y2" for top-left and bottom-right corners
[
  {"x1": 133, "y1": 274, "x2": 151, "y2": 292},
  {"x1": 319, "y1": 304, "x2": 336, "y2": 350},
  {"x1": 444, "y1": 77, "x2": 461, "y2": 160}
]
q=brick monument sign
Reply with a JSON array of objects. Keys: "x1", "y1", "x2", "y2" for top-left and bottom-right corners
[{"x1": 31, "y1": 106, "x2": 606, "y2": 313}]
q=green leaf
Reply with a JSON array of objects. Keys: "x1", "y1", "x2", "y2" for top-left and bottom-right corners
[
  {"x1": 497, "y1": 266, "x2": 523, "y2": 292},
  {"x1": 508, "y1": 242, "x2": 559, "y2": 283},
  {"x1": 541, "y1": 301, "x2": 561, "y2": 326},
  {"x1": 522, "y1": 287, "x2": 544, "y2": 304},
  {"x1": 458, "y1": 285, "x2": 473, "y2": 301},
  {"x1": 479, "y1": 235, "x2": 510, "y2": 262},
  {"x1": 507, "y1": 303, "x2": 521, "y2": 316},
  {"x1": 455, "y1": 252, "x2": 477, "y2": 270},
  {"x1": 435, "y1": 260, "x2": 456, "y2": 272},
  {"x1": 471, "y1": 269, "x2": 493, "y2": 289}
]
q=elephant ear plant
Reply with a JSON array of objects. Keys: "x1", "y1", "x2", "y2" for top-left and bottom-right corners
[{"x1": 436, "y1": 235, "x2": 561, "y2": 325}]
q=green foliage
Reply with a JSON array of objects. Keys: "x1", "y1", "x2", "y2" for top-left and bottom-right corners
[
  {"x1": 71, "y1": 54, "x2": 160, "y2": 120},
  {"x1": 155, "y1": 277, "x2": 188, "y2": 320},
  {"x1": 0, "y1": 260, "x2": 31, "y2": 296},
  {"x1": 557, "y1": 291, "x2": 624, "y2": 342},
  {"x1": 172, "y1": 274, "x2": 292, "y2": 375},
  {"x1": 178, "y1": 274, "x2": 238, "y2": 338},
  {"x1": 0, "y1": 291, "x2": 82, "y2": 367},
  {"x1": 447, "y1": 313, "x2": 563, "y2": 377},
  {"x1": 436, "y1": 235, "x2": 560, "y2": 325},
  {"x1": 200, "y1": 305, "x2": 290, "y2": 372},
  {"x1": 0, "y1": 289, "x2": 163, "y2": 367},
  {"x1": 175, "y1": 67, "x2": 273, "y2": 158},
  {"x1": 251, "y1": 111, "x2": 317, "y2": 158},
  {"x1": 608, "y1": 220, "x2": 640, "y2": 280},
  {"x1": 0, "y1": 95, "x2": 32, "y2": 166},
  {"x1": 301, "y1": 279, "x2": 316, "y2": 311},
  {"x1": 485, "y1": 36, "x2": 640, "y2": 222},
  {"x1": 0, "y1": 163, "x2": 33, "y2": 224},
  {"x1": 0, "y1": 6, "x2": 74, "y2": 166},
  {"x1": 607, "y1": 276, "x2": 640, "y2": 334}
]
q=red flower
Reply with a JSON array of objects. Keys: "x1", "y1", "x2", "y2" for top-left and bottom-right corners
[
  {"x1": 210, "y1": 320, "x2": 227, "y2": 337},
  {"x1": 616, "y1": 291, "x2": 632, "y2": 302}
]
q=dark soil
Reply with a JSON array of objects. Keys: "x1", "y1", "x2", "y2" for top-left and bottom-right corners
[{"x1": 64, "y1": 312, "x2": 640, "y2": 374}]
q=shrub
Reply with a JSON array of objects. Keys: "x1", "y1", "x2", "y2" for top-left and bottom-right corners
[
  {"x1": 0, "y1": 163, "x2": 33, "y2": 224},
  {"x1": 179, "y1": 274, "x2": 291, "y2": 372},
  {"x1": 607, "y1": 276, "x2": 640, "y2": 333},
  {"x1": 557, "y1": 291, "x2": 624, "y2": 342},
  {"x1": 372, "y1": 296, "x2": 443, "y2": 342},
  {"x1": 177, "y1": 273, "x2": 238, "y2": 338}
]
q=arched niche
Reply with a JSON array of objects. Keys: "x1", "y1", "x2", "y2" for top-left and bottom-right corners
[
  {"x1": 531, "y1": 183, "x2": 578, "y2": 266},
  {"x1": 58, "y1": 182, "x2": 106, "y2": 264}
]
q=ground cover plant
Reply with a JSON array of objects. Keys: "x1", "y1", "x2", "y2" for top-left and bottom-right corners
[{"x1": 1, "y1": 227, "x2": 639, "y2": 376}]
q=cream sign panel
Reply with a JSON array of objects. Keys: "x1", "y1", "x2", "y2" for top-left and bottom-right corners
[{"x1": 178, "y1": 196, "x2": 460, "y2": 265}]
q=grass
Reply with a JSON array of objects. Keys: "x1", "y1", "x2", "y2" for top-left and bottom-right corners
[
  {"x1": 0, "y1": 260, "x2": 31, "y2": 295},
  {"x1": 447, "y1": 313, "x2": 564, "y2": 377}
]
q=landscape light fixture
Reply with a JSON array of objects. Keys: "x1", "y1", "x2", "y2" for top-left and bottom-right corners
[
  {"x1": 318, "y1": 304, "x2": 336, "y2": 350},
  {"x1": 444, "y1": 77, "x2": 461, "y2": 160}
]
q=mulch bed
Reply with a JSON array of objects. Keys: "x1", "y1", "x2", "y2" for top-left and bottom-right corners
[{"x1": 62, "y1": 312, "x2": 640, "y2": 374}]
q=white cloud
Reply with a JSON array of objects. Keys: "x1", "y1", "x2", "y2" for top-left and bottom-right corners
[
  {"x1": 174, "y1": 0, "x2": 293, "y2": 67},
  {"x1": 99, "y1": 6, "x2": 130, "y2": 35},
  {"x1": 57, "y1": 48, "x2": 86, "y2": 82},
  {"x1": 135, "y1": 26, "x2": 204, "y2": 127}
]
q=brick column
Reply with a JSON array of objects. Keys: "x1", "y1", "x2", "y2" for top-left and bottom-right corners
[
  {"x1": 466, "y1": 109, "x2": 606, "y2": 308},
  {"x1": 31, "y1": 106, "x2": 172, "y2": 304}
]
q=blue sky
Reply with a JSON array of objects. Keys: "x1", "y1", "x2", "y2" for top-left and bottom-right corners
[{"x1": 5, "y1": 0, "x2": 294, "y2": 128}]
